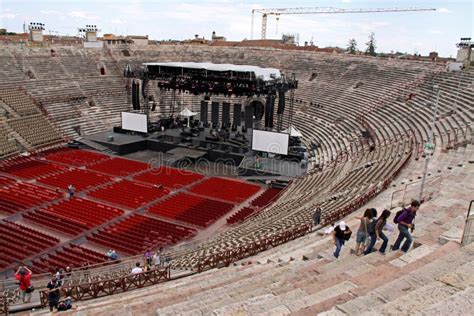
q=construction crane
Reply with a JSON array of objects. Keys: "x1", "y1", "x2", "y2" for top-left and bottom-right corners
[{"x1": 251, "y1": 7, "x2": 436, "y2": 40}]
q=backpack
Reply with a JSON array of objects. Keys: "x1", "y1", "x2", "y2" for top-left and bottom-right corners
[
  {"x1": 393, "y1": 208, "x2": 406, "y2": 224},
  {"x1": 343, "y1": 227, "x2": 352, "y2": 241}
]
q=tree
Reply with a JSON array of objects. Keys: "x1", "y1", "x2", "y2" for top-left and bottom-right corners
[
  {"x1": 347, "y1": 38, "x2": 358, "y2": 54},
  {"x1": 365, "y1": 32, "x2": 377, "y2": 56}
]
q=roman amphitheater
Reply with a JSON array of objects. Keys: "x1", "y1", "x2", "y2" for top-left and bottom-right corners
[{"x1": 0, "y1": 32, "x2": 473, "y2": 315}]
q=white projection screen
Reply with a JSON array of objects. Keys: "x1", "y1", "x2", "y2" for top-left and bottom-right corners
[
  {"x1": 121, "y1": 112, "x2": 148, "y2": 133},
  {"x1": 252, "y1": 130, "x2": 289, "y2": 155}
]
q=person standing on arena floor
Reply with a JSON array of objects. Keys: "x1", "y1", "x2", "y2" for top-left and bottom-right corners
[
  {"x1": 392, "y1": 200, "x2": 420, "y2": 252},
  {"x1": 354, "y1": 209, "x2": 372, "y2": 256},
  {"x1": 15, "y1": 266, "x2": 33, "y2": 303},
  {"x1": 333, "y1": 221, "x2": 352, "y2": 258},
  {"x1": 67, "y1": 184, "x2": 75, "y2": 198}
]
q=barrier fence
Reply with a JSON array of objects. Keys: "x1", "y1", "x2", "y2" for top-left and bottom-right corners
[
  {"x1": 390, "y1": 175, "x2": 442, "y2": 209},
  {"x1": 39, "y1": 266, "x2": 171, "y2": 308},
  {"x1": 196, "y1": 223, "x2": 312, "y2": 273},
  {"x1": 0, "y1": 295, "x2": 7, "y2": 315}
]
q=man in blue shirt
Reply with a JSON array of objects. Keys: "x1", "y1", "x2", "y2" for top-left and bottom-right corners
[{"x1": 392, "y1": 200, "x2": 420, "y2": 252}]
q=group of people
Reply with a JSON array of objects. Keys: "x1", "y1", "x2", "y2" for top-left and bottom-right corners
[
  {"x1": 130, "y1": 247, "x2": 168, "y2": 275},
  {"x1": 329, "y1": 200, "x2": 421, "y2": 258},
  {"x1": 15, "y1": 249, "x2": 165, "y2": 311},
  {"x1": 14, "y1": 265, "x2": 74, "y2": 312},
  {"x1": 13, "y1": 200, "x2": 420, "y2": 311},
  {"x1": 45, "y1": 273, "x2": 74, "y2": 312}
]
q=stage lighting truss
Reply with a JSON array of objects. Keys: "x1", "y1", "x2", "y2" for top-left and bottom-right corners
[{"x1": 125, "y1": 64, "x2": 297, "y2": 98}]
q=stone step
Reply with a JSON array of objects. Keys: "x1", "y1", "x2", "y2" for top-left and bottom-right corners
[
  {"x1": 213, "y1": 288, "x2": 307, "y2": 315},
  {"x1": 418, "y1": 286, "x2": 474, "y2": 315},
  {"x1": 373, "y1": 281, "x2": 459, "y2": 314},
  {"x1": 322, "y1": 242, "x2": 465, "y2": 315},
  {"x1": 389, "y1": 244, "x2": 439, "y2": 268},
  {"x1": 154, "y1": 263, "x2": 297, "y2": 313},
  {"x1": 283, "y1": 281, "x2": 357, "y2": 314}
]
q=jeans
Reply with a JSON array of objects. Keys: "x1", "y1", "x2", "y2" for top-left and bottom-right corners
[
  {"x1": 21, "y1": 290, "x2": 31, "y2": 303},
  {"x1": 392, "y1": 224, "x2": 413, "y2": 252},
  {"x1": 379, "y1": 232, "x2": 389, "y2": 253},
  {"x1": 364, "y1": 233, "x2": 377, "y2": 255},
  {"x1": 334, "y1": 238, "x2": 345, "y2": 258},
  {"x1": 314, "y1": 213, "x2": 321, "y2": 226}
]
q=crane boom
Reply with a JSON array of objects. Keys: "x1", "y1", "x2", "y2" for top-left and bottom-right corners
[{"x1": 251, "y1": 7, "x2": 436, "y2": 40}]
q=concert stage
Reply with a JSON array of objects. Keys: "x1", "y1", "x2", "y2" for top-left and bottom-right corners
[
  {"x1": 84, "y1": 127, "x2": 305, "y2": 178},
  {"x1": 85, "y1": 127, "x2": 251, "y2": 164}
]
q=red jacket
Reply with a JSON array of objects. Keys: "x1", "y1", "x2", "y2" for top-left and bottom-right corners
[{"x1": 15, "y1": 272, "x2": 31, "y2": 291}]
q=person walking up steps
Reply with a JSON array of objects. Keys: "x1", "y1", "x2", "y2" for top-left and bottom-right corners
[
  {"x1": 366, "y1": 209, "x2": 391, "y2": 255},
  {"x1": 353, "y1": 209, "x2": 372, "y2": 256},
  {"x1": 392, "y1": 200, "x2": 420, "y2": 252},
  {"x1": 364, "y1": 208, "x2": 378, "y2": 255},
  {"x1": 333, "y1": 221, "x2": 352, "y2": 258}
]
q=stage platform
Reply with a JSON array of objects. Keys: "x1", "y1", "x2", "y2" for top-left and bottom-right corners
[
  {"x1": 84, "y1": 127, "x2": 306, "y2": 179},
  {"x1": 238, "y1": 155, "x2": 307, "y2": 178}
]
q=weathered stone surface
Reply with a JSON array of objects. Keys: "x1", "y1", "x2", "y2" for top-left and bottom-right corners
[
  {"x1": 285, "y1": 281, "x2": 357, "y2": 313},
  {"x1": 374, "y1": 281, "x2": 459, "y2": 315},
  {"x1": 418, "y1": 287, "x2": 474, "y2": 315},
  {"x1": 436, "y1": 261, "x2": 474, "y2": 290},
  {"x1": 389, "y1": 244, "x2": 438, "y2": 268}
]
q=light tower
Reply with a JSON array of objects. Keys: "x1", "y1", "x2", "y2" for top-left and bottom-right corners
[
  {"x1": 28, "y1": 22, "x2": 45, "y2": 42},
  {"x1": 456, "y1": 37, "x2": 473, "y2": 69},
  {"x1": 79, "y1": 25, "x2": 103, "y2": 48},
  {"x1": 79, "y1": 25, "x2": 100, "y2": 42}
]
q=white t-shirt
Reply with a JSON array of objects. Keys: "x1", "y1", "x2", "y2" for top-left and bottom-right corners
[
  {"x1": 131, "y1": 267, "x2": 143, "y2": 275},
  {"x1": 153, "y1": 253, "x2": 161, "y2": 266}
]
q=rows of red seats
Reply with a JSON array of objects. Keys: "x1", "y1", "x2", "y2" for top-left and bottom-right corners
[
  {"x1": 38, "y1": 168, "x2": 114, "y2": 191},
  {"x1": 189, "y1": 177, "x2": 261, "y2": 203},
  {"x1": 0, "y1": 182, "x2": 62, "y2": 214},
  {"x1": 45, "y1": 148, "x2": 110, "y2": 166},
  {"x1": 32, "y1": 244, "x2": 108, "y2": 273},
  {"x1": 135, "y1": 166, "x2": 204, "y2": 189},
  {"x1": 0, "y1": 157, "x2": 66, "y2": 179},
  {"x1": 23, "y1": 210, "x2": 87, "y2": 236},
  {"x1": 88, "y1": 214, "x2": 197, "y2": 255},
  {"x1": 89, "y1": 180, "x2": 169, "y2": 209},
  {"x1": 0, "y1": 175, "x2": 15, "y2": 187},
  {"x1": 88, "y1": 157, "x2": 149, "y2": 177},
  {"x1": 147, "y1": 192, "x2": 234, "y2": 227},
  {"x1": 250, "y1": 187, "x2": 282, "y2": 207},
  {"x1": 226, "y1": 207, "x2": 256, "y2": 225},
  {"x1": 0, "y1": 221, "x2": 59, "y2": 270},
  {"x1": 39, "y1": 198, "x2": 123, "y2": 229}
]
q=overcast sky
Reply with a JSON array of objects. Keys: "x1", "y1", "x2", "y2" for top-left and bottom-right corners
[{"x1": 0, "y1": 0, "x2": 472, "y2": 57}]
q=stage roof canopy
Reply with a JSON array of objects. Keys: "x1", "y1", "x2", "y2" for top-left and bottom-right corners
[{"x1": 143, "y1": 62, "x2": 281, "y2": 81}]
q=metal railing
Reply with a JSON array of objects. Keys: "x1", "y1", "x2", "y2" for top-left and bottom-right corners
[
  {"x1": 390, "y1": 175, "x2": 442, "y2": 209},
  {"x1": 461, "y1": 200, "x2": 474, "y2": 246},
  {"x1": 39, "y1": 266, "x2": 171, "y2": 307}
]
